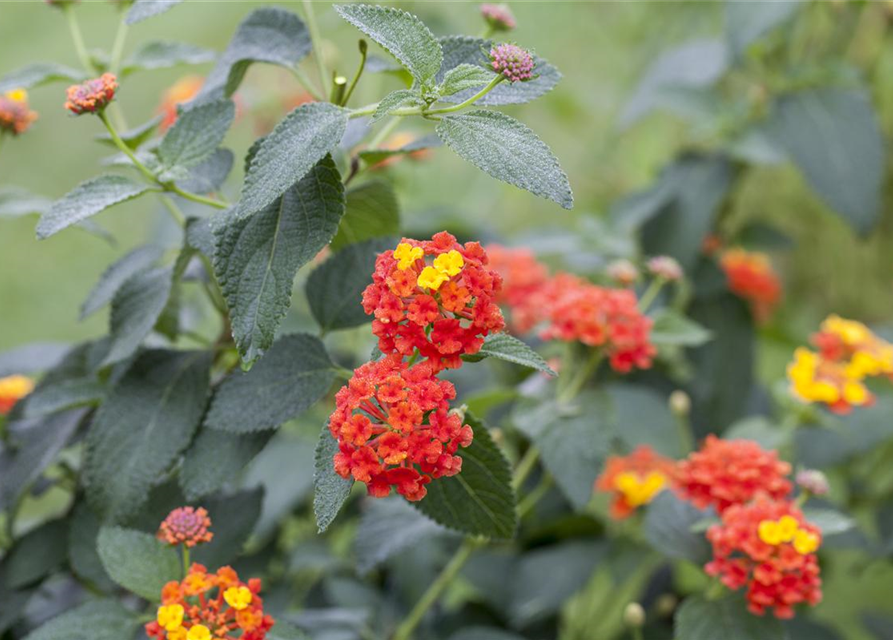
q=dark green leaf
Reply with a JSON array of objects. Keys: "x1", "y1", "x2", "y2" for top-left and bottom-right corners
[
  {"x1": 102, "y1": 266, "x2": 173, "y2": 367},
  {"x1": 414, "y1": 413, "x2": 517, "y2": 539},
  {"x1": 357, "y1": 133, "x2": 441, "y2": 166},
  {"x1": 440, "y1": 63, "x2": 495, "y2": 97},
  {"x1": 20, "y1": 378, "x2": 104, "y2": 418},
  {"x1": 372, "y1": 89, "x2": 425, "y2": 123},
  {"x1": 36, "y1": 175, "x2": 152, "y2": 240},
  {"x1": 331, "y1": 180, "x2": 400, "y2": 250},
  {"x1": 68, "y1": 503, "x2": 115, "y2": 591},
  {"x1": 2, "y1": 519, "x2": 68, "y2": 589},
  {"x1": 125, "y1": 0, "x2": 184, "y2": 24},
  {"x1": 449, "y1": 630, "x2": 527, "y2": 640},
  {"x1": 726, "y1": 1, "x2": 803, "y2": 59},
  {"x1": 22, "y1": 600, "x2": 139, "y2": 640},
  {"x1": 84, "y1": 350, "x2": 211, "y2": 522},
  {"x1": 650, "y1": 308, "x2": 713, "y2": 346},
  {"x1": 606, "y1": 384, "x2": 685, "y2": 457},
  {"x1": 80, "y1": 245, "x2": 165, "y2": 319},
  {"x1": 122, "y1": 40, "x2": 215, "y2": 75},
  {"x1": 644, "y1": 491, "x2": 713, "y2": 563},
  {"x1": 313, "y1": 425, "x2": 353, "y2": 533},
  {"x1": 474, "y1": 333, "x2": 556, "y2": 375},
  {"x1": 158, "y1": 99, "x2": 235, "y2": 177},
  {"x1": 97, "y1": 527, "x2": 180, "y2": 600},
  {"x1": 192, "y1": 488, "x2": 264, "y2": 567},
  {"x1": 176, "y1": 148, "x2": 234, "y2": 194},
  {"x1": 802, "y1": 507, "x2": 856, "y2": 536},
  {"x1": 216, "y1": 156, "x2": 345, "y2": 364},
  {"x1": 355, "y1": 497, "x2": 450, "y2": 574},
  {"x1": 437, "y1": 110, "x2": 573, "y2": 209},
  {"x1": 180, "y1": 429, "x2": 272, "y2": 500},
  {"x1": 267, "y1": 623, "x2": 312, "y2": 640},
  {"x1": 0, "y1": 63, "x2": 84, "y2": 93},
  {"x1": 675, "y1": 594, "x2": 788, "y2": 640},
  {"x1": 0, "y1": 342, "x2": 69, "y2": 376},
  {"x1": 335, "y1": 4, "x2": 442, "y2": 84}
]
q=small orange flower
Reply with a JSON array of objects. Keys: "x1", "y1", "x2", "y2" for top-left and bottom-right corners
[
  {"x1": 158, "y1": 506, "x2": 213, "y2": 547},
  {"x1": 719, "y1": 248, "x2": 782, "y2": 323},
  {"x1": 65, "y1": 73, "x2": 118, "y2": 115},
  {"x1": 595, "y1": 445, "x2": 675, "y2": 519},
  {"x1": 0, "y1": 374, "x2": 34, "y2": 415},
  {"x1": 158, "y1": 76, "x2": 203, "y2": 131},
  {"x1": 0, "y1": 89, "x2": 38, "y2": 136}
]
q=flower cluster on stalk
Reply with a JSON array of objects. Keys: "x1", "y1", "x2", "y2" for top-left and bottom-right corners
[
  {"x1": 719, "y1": 248, "x2": 782, "y2": 323},
  {"x1": 64, "y1": 73, "x2": 118, "y2": 115},
  {"x1": 0, "y1": 89, "x2": 38, "y2": 136}
]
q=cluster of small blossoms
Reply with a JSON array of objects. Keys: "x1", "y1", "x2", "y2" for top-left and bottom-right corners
[
  {"x1": 158, "y1": 507, "x2": 214, "y2": 547},
  {"x1": 486, "y1": 245, "x2": 550, "y2": 328},
  {"x1": 646, "y1": 256, "x2": 683, "y2": 282},
  {"x1": 0, "y1": 374, "x2": 34, "y2": 415},
  {"x1": 787, "y1": 314, "x2": 893, "y2": 413},
  {"x1": 480, "y1": 3, "x2": 516, "y2": 31},
  {"x1": 594, "y1": 445, "x2": 675, "y2": 519},
  {"x1": 719, "y1": 248, "x2": 782, "y2": 323},
  {"x1": 145, "y1": 564, "x2": 274, "y2": 640},
  {"x1": 158, "y1": 76, "x2": 203, "y2": 130},
  {"x1": 64, "y1": 73, "x2": 117, "y2": 115},
  {"x1": 606, "y1": 259, "x2": 640, "y2": 287},
  {"x1": 489, "y1": 43, "x2": 535, "y2": 83},
  {"x1": 0, "y1": 89, "x2": 38, "y2": 136}
]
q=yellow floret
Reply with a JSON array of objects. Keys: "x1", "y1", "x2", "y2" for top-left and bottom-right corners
[
  {"x1": 186, "y1": 625, "x2": 212, "y2": 640},
  {"x1": 758, "y1": 520, "x2": 783, "y2": 546},
  {"x1": 417, "y1": 266, "x2": 449, "y2": 291},
  {"x1": 793, "y1": 529, "x2": 820, "y2": 554},
  {"x1": 157, "y1": 604, "x2": 185, "y2": 632},
  {"x1": 433, "y1": 250, "x2": 465, "y2": 277},
  {"x1": 224, "y1": 585, "x2": 253, "y2": 610},
  {"x1": 393, "y1": 243, "x2": 423, "y2": 270},
  {"x1": 0, "y1": 374, "x2": 35, "y2": 399},
  {"x1": 5, "y1": 88, "x2": 27, "y2": 102},
  {"x1": 822, "y1": 315, "x2": 872, "y2": 346},
  {"x1": 614, "y1": 471, "x2": 666, "y2": 507},
  {"x1": 777, "y1": 515, "x2": 799, "y2": 542}
]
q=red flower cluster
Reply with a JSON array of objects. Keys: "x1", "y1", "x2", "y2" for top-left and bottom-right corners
[
  {"x1": 485, "y1": 244, "x2": 550, "y2": 331},
  {"x1": 719, "y1": 248, "x2": 782, "y2": 323},
  {"x1": 675, "y1": 435, "x2": 792, "y2": 515},
  {"x1": 0, "y1": 89, "x2": 37, "y2": 136},
  {"x1": 362, "y1": 232, "x2": 505, "y2": 372},
  {"x1": 329, "y1": 355, "x2": 472, "y2": 501},
  {"x1": 595, "y1": 445, "x2": 676, "y2": 519},
  {"x1": 65, "y1": 73, "x2": 118, "y2": 115},
  {"x1": 158, "y1": 506, "x2": 214, "y2": 548},
  {"x1": 145, "y1": 564, "x2": 274, "y2": 640},
  {"x1": 706, "y1": 498, "x2": 822, "y2": 618}
]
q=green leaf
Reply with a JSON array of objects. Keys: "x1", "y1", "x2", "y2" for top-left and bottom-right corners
[
  {"x1": 414, "y1": 412, "x2": 517, "y2": 540},
  {"x1": 306, "y1": 237, "x2": 394, "y2": 332},
  {"x1": 802, "y1": 507, "x2": 856, "y2": 536},
  {"x1": 238, "y1": 102, "x2": 348, "y2": 219},
  {"x1": 644, "y1": 491, "x2": 713, "y2": 563},
  {"x1": 0, "y1": 342, "x2": 69, "y2": 376},
  {"x1": 606, "y1": 384, "x2": 685, "y2": 457},
  {"x1": 357, "y1": 133, "x2": 441, "y2": 166},
  {"x1": 331, "y1": 180, "x2": 401, "y2": 250},
  {"x1": 206, "y1": 334, "x2": 335, "y2": 432},
  {"x1": 198, "y1": 7, "x2": 311, "y2": 99},
  {"x1": 449, "y1": 630, "x2": 527, "y2": 640},
  {"x1": 68, "y1": 503, "x2": 115, "y2": 591},
  {"x1": 96, "y1": 527, "x2": 180, "y2": 600},
  {"x1": 84, "y1": 350, "x2": 211, "y2": 522},
  {"x1": 650, "y1": 308, "x2": 713, "y2": 346},
  {"x1": 334, "y1": 4, "x2": 442, "y2": 84},
  {"x1": 180, "y1": 429, "x2": 272, "y2": 500},
  {"x1": 769, "y1": 88, "x2": 884, "y2": 235},
  {"x1": 372, "y1": 89, "x2": 425, "y2": 123},
  {"x1": 216, "y1": 156, "x2": 345, "y2": 364},
  {"x1": 440, "y1": 63, "x2": 495, "y2": 97},
  {"x1": 675, "y1": 594, "x2": 788, "y2": 640},
  {"x1": 94, "y1": 117, "x2": 161, "y2": 151},
  {"x1": 177, "y1": 148, "x2": 234, "y2": 195},
  {"x1": 36, "y1": 175, "x2": 152, "y2": 240},
  {"x1": 121, "y1": 40, "x2": 215, "y2": 76},
  {"x1": 436, "y1": 110, "x2": 573, "y2": 209},
  {"x1": 725, "y1": 0, "x2": 803, "y2": 59},
  {"x1": 158, "y1": 99, "x2": 235, "y2": 178},
  {"x1": 473, "y1": 333, "x2": 556, "y2": 375},
  {"x1": 313, "y1": 424, "x2": 353, "y2": 533},
  {"x1": 267, "y1": 623, "x2": 312, "y2": 640},
  {"x1": 355, "y1": 497, "x2": 450, "y2": 574},
  {"x1": 80, "y1": 245, "x2": 165, "y2": 319},
  {"x1": 125, "y1": 0, "x2": 184, "y2": 24},
  {"x1": 22, "y1": 600, "x2": 139, "y2": 640},
  {"x1": 0, "y1": 62, "x2": 84, "y2": 93},
  {"x1": 192, "y1": 488, "x2": 264, "y2": 567},
  {"x1": 102, "y1": 266, "x2": 173, "y2": 367},
  {"x1": 437, "y1": 36, "x2": 561, "y2": 106},
  {"x1": 20, "y1": 378, "x2": 104, "y2": 418},
  {"x1": 3, "y1": 519, "x2": 68, "y2": 589},
  {"x1": 0, "y1": 185, "x2": 51, "y2": 218}
]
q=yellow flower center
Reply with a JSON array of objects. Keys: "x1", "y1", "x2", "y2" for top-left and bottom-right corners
[
  {"x1": 5, "y1": 88, "x2": 27, "y2": 103},
  {"x1": 0, "y1": 374, "x2": 35, "y2": 400},
  {"x1": 157, "y1": 604, "x2": 185, "y2": 631},
  {"x1": 417, "y1": 266, "x2": 449, "y2": 291},
  {"x1": 613, "y1": 471, "x2": 666, "y2": 507},
  {"x1": 758, "y1": 517, "x2": 819, "y2": 554},
  {"x1": 186, "y1": 624, "x2": 212, "y2": 640},
  {"x1": 433, "y1": 250, "x2": 464, "y2": 277},
  {"x1": 224, "y1": 585, "x2": 253, "y2": 610},
  {"x1": 393, "y1": 243, "x2": 423, "y2": 270}
]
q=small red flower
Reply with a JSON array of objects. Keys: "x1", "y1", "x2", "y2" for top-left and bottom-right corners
[
  {"x1": 65, "y1": 73, "x2": 118, "y2": 115},
  {"x1": 719, "y1": 248, "x2": 782, "y2": 323},
  {"x1": 675, "y1": 435, "x2": 792, "y2": 514},
  {"x1": 0, "y1": 89, "x2": 38, "y2": 136},
  {"x1": 158, "y1": 507, "x2": 213, "y2": 548},
  {"x1": 595, "y1": 445, "x2": 676, "y2": 519}
]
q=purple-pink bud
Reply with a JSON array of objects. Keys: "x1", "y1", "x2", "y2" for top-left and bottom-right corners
[
  {"x1": 796, "y1": 469, "x2": 829, "y2": 497},
  {"x1": 647, "y1": 256, "x2": 683, "y2": 282},
  {"x1": 489, "y1": 43, "x2": 535, "y2": 83},
  {"x1": 481, "y1": 4, "x2": 516, "y2": 32}
]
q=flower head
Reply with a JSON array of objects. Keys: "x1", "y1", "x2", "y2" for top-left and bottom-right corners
[
  {"x1": 787, "y1": 347, "x2": 871, "y2": 414},
  {"x1": 606, "y1": 259, "x2": 640, "y2": 287},
  {"x1": 145, "y1": 564, "x2": 274, "y2": 640},
  {"x1": 480, "y1": 3, "x2": 516, "y2": 31},
  {"x1": 489, "y1": 43, "x2": 535, "y2": 83},
  {"x1": 363, "y1": 232, "x2": 505, "y2": 371},
  {"x1": 675, "y1": 435, "x2": 792, "y2": 514},
  {"x1": 0, "y1": 374, "x2": 34, "y2": 415},
  {"x1": 646, "y1": 256, "x2": 683, "y2": 282},
  {"x1": 157, "y1": 507, "x2": 213, "y2": 548},
  {"x1": 719, "y1": 248, "x2": 782, "y2": 323},
  {"x1": 595, "y1": 445, "x2": 676, "y2": 519},
  {"x1": 0, "y1": 89, "x2": 38, "y2": 136},
  {"x1": 811, "y1": 315, "x2": 893, "y2": 378},
  {"x1": 65, "y1": 73, "x2": 118, "y2": 115},
  {"x1": 705, "y1": 498, "x2": 822, "y2": 618},
  {"x1": 485, "y1": 244, "x2": 550, "y2": 332},
  {"x1": 795, "y1": 469, "x2": 829, "y2": 497},
  {"x1": 158, "y1": 76, "x2": 203, "y2": 131},
  {"x1": 328, "y1": 355, "x2": 473, "y2": 501}
]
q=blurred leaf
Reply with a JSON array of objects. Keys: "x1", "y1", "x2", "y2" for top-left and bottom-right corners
[
  {"x1": 102, "y1": 266, "x2": 173, "y2": 367},
  {"x1": 472, "y1": 333, "x2": 556, "y2": 375},
  {"x1": 180, "y1": 429, "x2": 272, "y2": 500},
  {"x1": 372, "y1": 89, "x2": 425, "y2": 123},
  {"x1": 802, "y1": 507, "x2": 856, "y2": 536},
  {"x1": 769, "y1": 88, "x2": 884, "y2": 235},
  {"x1": 331, "y1": 181, "x2": 400, "y2": 250},
  {"x1": 2, "y1": 519, "x2": 68, "y2": 589},
  {"x1": 736, "y1": 222, "x2": 793, "y2": 250},
  {"x1": 675, "y1": 594, "x2": 788, "y2": 640},
  {"x1": 448, "y1": 631, "x2": 526, "y2": 640},
  {"x1": 97, "y1": 527, "x2": 180, "y2": 600},
  {"x1": 121, "y1": 40, "x2": 215, "y2": 75},
  {"x1": 650, "y1": 309, "x2": 713, "y2": 346},
  {"x1": 157, "y1": 99, "x2": 235, "y2": 179},
  {"x1": 440, "y1": 63, "x2": 495, "y2": 97},
  {"x1": 36, "y1": 175, "x2": 152, "y2": 240},
  {"x1": 94, "y1": 117, "x2": 161, "y2": 151},
  {"x1": 21, "y1": 600, "x2": 139, "y2": 640},
  {"x1": 606, "y1": 384, "x2": 684, "y2": 457},
  {"x1": 20, "y1": 378, "x2": 104, "y2": 418},
  {"x1": 863, "y1": 612, "x2": 893, "y2": 640},
  {"x1": 725, "y1": 0, "x2": 803, "y2": 59},
  {"x1": 414, "y1": 413, "x2": 517, "y2": 539},
  {"x1": 80, "y1": 245, "x2": 165, "y2": 320},
  {"x1": 68, "y1": 503, "x2": 115, "y2": 591},
  {"x1": 644, "y1": 491, "x2": 713, "y2": 563},
  {"x1": 0, "y1": 62, "x2": 84, "y2": 93},
  {"x1": 0, "y1": 342, "x2": 69, "y2": 376},
  {"x1": 727, "y1": 123, "x2": 788, "y2": 165},
  {"x1": 357, "y1": 133, "x2": 441, "y2": 166},
  {"x1": 205, "y1": 334, "x2": 335, "y2": 432},
  {"x1": 176, "y1": 148, "x2": 235, "y2": 194},
  {"x1": 437, "y1": 110, "x2": 573, "y2": 209},
  {"x1": 355, "y1": 497, "x2": 450, "y2": 574},
  {"x1": 192, "y1": 488, "x2": 264, "y2": 567},
  {"x1": 125, "y1": 0, "x2": 184, "y2": 24},
  {"x1": 216, "y1": 156, "x2": 345, "y2": 364},
  {"x1": 0, "y1": 185, "x2": 51, "y2": 218},
  {"x1": 267, "y1": 623, "x2": 312, "y2": 640},
  {"x1": 313, "y1": 425, "x2": 353, "y2": 533},
  {"x1": 335, "y1": 4, "x2": 442, "y2": 84},
  {"x1": 783, "y1": 617, "x2": 843, "y2": 640},
  {"x1": 725, "y1": 416, "x2": 791, "y2": 451}
]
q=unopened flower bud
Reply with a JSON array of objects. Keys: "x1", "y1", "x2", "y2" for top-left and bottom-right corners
[
  {"x1": 796, "y1": 469, "x2": 829, "y2": 497},
  {"x1": 489, "y1": 43, "x2": 535, "y2": 83},
  {"x1": 481, "y1": 3, "x2": 516, "y2": 32},
  {"x1": 669, "y1": 390, "x2": 690, "y2": 417},
  {"x1": 64, "y1": 73, "x2": 118, "y2": 116},
  {"x1": 606, "y1": 259, "x2": 639, "y2": 287},
  {"x1": 647, "y1": 256, "x2": 683, "y2": 282},
  {"x1": 623, "y1": 602, "x2": 645, "y2": 628},
  {"x1": 655, "y1": 593, "x2": 678, "y2": 617}
]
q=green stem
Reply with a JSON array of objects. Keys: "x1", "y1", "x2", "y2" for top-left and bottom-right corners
[
  {"x1": 302, "y1": 0, "x2": 330, "y2": 96},
  {"x1": 158, "y1": 194, "x2": 187, "y2": 227},
  {"x1": 290, "y1": 66, "x2": 324, "y2": 101},
  {"x1": 558, "y1": 351, "x2": 602, "y2": 404},
  {"x1": 168, "y1": 183, "x2": 230, "y2": 210},
  {"x1": 638, "y1": 277, "x2": 666, "y2": 312},
  {"x1": 350, "y1": 75, "x2": 505, "y2": 119},
  {"x1": 108, "y1": 20, "x2": 129, "y2": 76},
  {"x1": 64, "y1": 4, "x2": 98, "y2": 74},
  {"x1": 182, "y1": 546, "x2": 191, "y2": 577},
  {"x1": 517, "y1": 474, "x2": 551, "y2": 517},
  {"x1": 512, "y1": 446, "x2": 540, "y2": 491},
  {"x1": 341, "y1": 40, "x2": 367, "y2": 107},
  {"x1": 97, "y1": 110, "x2": 159, "y2": 184},
  {"x1": 631, "y1": 628, "x2": 644, "y2": 640}
]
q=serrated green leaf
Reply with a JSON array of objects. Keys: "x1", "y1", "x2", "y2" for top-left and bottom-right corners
[
  {"x1": 0, "y1": 62, "x2": 85, "y2": 93},
  {"x1": 0, "y1": 186, "x2": 51, "y2": 218},
  {"x1": 355, "y1": 497, "x2": 450, "y2": 574},
  {"x1": 216, "y1": 156, "x2": 345, "y2": 364},
  {"x1": 125, "y1": 0, "x2": 184, "y2": 24},
  {"x1": 372, "y1": 89, "x2": 425, "y2": 123},
  {"x1": 313, "y1": 424, "x2": 353, "y2": 533},
  {"x1": 331, "y1": 181, "x2": 400, "y2": 250},
  {"x1": 80, "y1": 245, "x2": 165, "y2": 320},
  {"x1": 192, "y1": 488, "x2": 264, "y2": 568},
  {"x1": 644, "y1": 491, "x2": 713, "y2": 563},
  {"x1": 335, "y1": 4, "x2": 442, "y2": 84},
  {"x1": 176, "y1": 148, "x2": 234, "y2": 195},
  {"x1": 122, "y1": 40, "x2": 215, "y2": 76},
  {"x1": 2, "y1": 519, "x2": 68, "y2": 589},
  {"x1": 22, "y1": 600, "x2": 139, "y2": 640},
  {"x1": 473, "y1": 333, "x2": 556, "y2": 375},
  {"x1": 102, "y1": 266, "x2": 173, "y2": 367},
  {"x1": 84, "y1": 350, "x2": 211, "y2": 522},
  {"x1": 726, "y1": 0, "x2": 803, "y2": 59},
  {"x1": 206, "y1": 333, "x2": 335, "y2": 432},
  {"x1": 97, "y1": 526, "x2": 180, "y2": 600},
  {"x1": 414, "y1": 412, "x2": 517, "y2": 539},
  {"x1": 675, "y1": 594, "x2": 788, "y2": 640},
  {"x1": 158, "y1": 99, "x2": 235, "y2": 177},
  {"x1": 180, "y1": 429, "x2": 272, "y2": 500},
  {"x1": 307, "y1": 237, "x2": 394, "y2": 332},
  {"x1": 650, "y1": 308, "x2": 713, "y2": 346},
  {"x1": 36, "y1": 175, "x2": 152, "y2": 240},
  {"x1": 440, "y1": 63, "x2": 496, "y2": 97},
  {"x1": 357, "y1": 133, "x2": 441, "y2": 166},
  {"x1": 436, "y1": 110, "x2": 573, "y2": 209}
]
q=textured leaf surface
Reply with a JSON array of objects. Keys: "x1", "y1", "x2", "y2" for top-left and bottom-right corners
[
  {"x1": 726, "y1": 0, "x2": 803, "y2": 58},
  {"x1": 97, "y1": 527, "x2": 180, "y2": 600},
  {"x1": 3, "y1": 519, "x2": 68, "y2": 588},
  {"x1": 84, "y1": 350, "x2": 211, "y2": 522},
  {"x1": 125, "y1": 0, "x2": 184, "y2": 24},
  {"x1": 180, "y1": 429, "x2": 272, "y2": 500},
  {"x1": 36, "y1": 175, "x2": 151, "y2": 239},
  {"x1": 355, "y1": 497, "x2": 450, "y2": 574},
  {"x1": 206, "y1": 334, "x2": 335, "y2": 432},
  {"x1": 192, "y1": 488, "x2": 264, "y2": 567},
  {"x1": 437, "y1": 110, "x2": 573, "y2": 209},
  {"x1": 313, "y1": 425, "x2": 353, "y2": 533},
  {"x1": 307, "y1": 237, "x2": 394, "y2": 332},
  {"x1": 474, "y1": 333, "x2": 556, "y2": 375},
  {"x1": 437, "y1": 36, "x2": 561, "y2": 105},
  {"x1": 238, "y1": 102, "x2": 347, "y2": 219},
  {"x1": 414, "y1": 413, "x2": 517, "y2": 539},
  {"x1": 0, "y1": 62, "x2": 84, "y2": 93},
  {"x1": 19, "y1": 378, "x2": 104, "y2": 418},
  {"x1": 650, "y1": 308, "x2": 713, "y2": 346},
  {"x1": 22, "y1": 601, "x2": 139, "y2": 640},
  {"x1": 122, "y1": 40, "x2": 215, "y2": 75},
  {"x1": 335, "y1": 4, "x2": 442, "y2": 84},
  {"x1": 102, "y1": 266, "x2": 173, "y2": 366},
  {"x1": 177, "y1": 148, "x2": 234, "y2": 195},
  {"x1": 372, "y1": 89, "x2": 424, "y2": 123},
  {"x1": 216, "y1": 157, "x2": 345, "y2": 364},
  {"x1": 267, "y1": 623, "x2": 312, "y2": 640},
  {"x1": 331, "y1": 181, "x2": 400, "y2": 250},
  {"x1": 644, "y1": 491, "x2": 713, "y2": 563},
  {"x1": 68, "y1": 503, "x2": 115, "y2": 591},
  {"x1": 80, "y1": 245, "x2": 165, "y2": 319},
  {"x1": 357, "y1": 133, "x2": 441, "y2": 166},
  {"x1": 675, "y1": 594, "x2": 788, "y2": 640},
  {"x1": 158, "y1": 99, "x2": 235, "y2": 176},
  {"x1": 440, "y1": 63, "x2": 495, "y2": 97}
]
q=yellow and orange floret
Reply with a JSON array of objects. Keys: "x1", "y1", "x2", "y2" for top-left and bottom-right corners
[
  {"x1": 157, "y1": 76, "x2": 204, "y2": 131},
  {"x1": 719, "y1": 247, "x2": 782, "y2": 323},
  {"x1": 0, "y1": 374, "x2": 34, "y2": 415},
  {"x1": 787, "y1": 315, "x2": 893, "y2": 413},
  {"x1": 595, "y1": 445, "x2": 675, "y2": 519},
  {"x1": 0, "y1": 88, "x2": 38, "y2": 136}
]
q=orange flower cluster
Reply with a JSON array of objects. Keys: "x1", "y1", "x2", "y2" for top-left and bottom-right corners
[
  {"x1": 158, "y1": 76, "x2": 203, "y2": 131},
  {"x1": 719, "y1": 248, "x2": 782, "y2": 323},
  {"x1": 595, "y1": 445, "x2": 675, "y2": 519},
  {"x1": 158, "y1": 507, "x2": 214, "y2": 548},
  {"x1": 362, "y1": 232, "x2": 505, "y2": 372},
  {"x1": 65, "y1": 73, "x2": 118, "y2": 115},
  {"x1": 0, "y1": 89, "x2": 37, "y2": 136},
  {"x1": 486, "y1": 244, "x2": 550, "y2": 329},
  {"x1": 705, "y1": 498, "x2": 822, "y2": 618},
  {"x1": 0, "y1": 374, "x2": 34, "y2": 415},
  {"x1": 145, "y1": 564, "x2": 274, "y2": 640}
]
